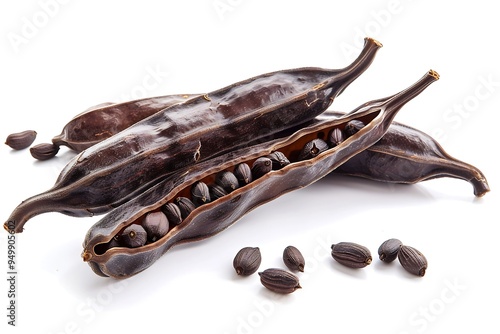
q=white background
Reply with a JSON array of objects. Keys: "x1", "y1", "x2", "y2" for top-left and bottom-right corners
[{"x1": 1, "y1": 1, "x2": 499, "y2": 333}]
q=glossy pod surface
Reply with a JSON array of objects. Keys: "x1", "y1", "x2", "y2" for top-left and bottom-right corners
[
  {"x1": 5, "y1": 38, "x2": 382, "y2": 234},
  {"x1": 82, "y1": 70, "x2": 438, "y2": 278}
]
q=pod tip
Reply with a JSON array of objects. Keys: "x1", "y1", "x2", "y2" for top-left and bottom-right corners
[
  {"x1": 82, "y1": 251, "x2": 92, "y2": 262},
  {"x1": 428, "y1": 69, "x2": 440, "y2": 80},
  {"x1": 365, "y1": 37, "x2": 383, "y2": 48}
]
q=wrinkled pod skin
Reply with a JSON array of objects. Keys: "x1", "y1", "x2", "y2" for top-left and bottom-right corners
[
  {"x1": 81, "y1": 70, "x2": 438, "y2": 278},
  {"x1": 5, "y1": 37, "x2": 382, "y2": 234}
]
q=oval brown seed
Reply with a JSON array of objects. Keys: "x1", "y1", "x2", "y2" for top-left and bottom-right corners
[
  {"x1": 344, "y1": 120, "x2": 365, "y2": 137},
  {"x1": 209, "y1": 184, "x2": 228, "y2": 200},
  {"x1": 258, "y1": 268, "x2": 301, "y2": 294},
  {"x1": 176, "y1": 197, "x2": 196, "y2": 219},
  {"x1": 5, "y1": 130, "x2": 37, "y2": 150},
  {"x1": 119, "y1": 224, "x2": 147, "y2": 248},
  {"x1": 298, "y1": 138, "x2": 329, "y2": 160},
  {"x1": 328, "y1": 127, "x2": 345, "y2": 147},
  {"x1": 283, "y1": 245, "x2": 305, "y2": 272},
  {"x1": 331, "y1": 242, "x2": 372, "y2": 268},
  {"x1": 398, "y1": 245, "x2": 427, "y2": 277},
  {"x1": 378, "y1": 238, "x2": 402, "y2": 263},
  {"x1": 30, "y1": 143, "x2": 60, "y2": 161},
  {"x1": 234, "y1": 163, "x2": 252, "y2": 186},
  {"x1": 161, "y1": 202, "x2": 182, "y2": 226},
  {"x1": 251, "y1": 157, "x2": 272, "y2": 179},
  {"x1": 266, "y1": 151, "x2": 290, "y2": 170},
  {"x1": 233, "y1": 247, "x2": 262, "y2": 276},
  {"x1": 215, "y1": 171, "x2": 239, "y2": 193},
  {"x1": 142, "y1": 211, "x2": 169, "y2": 242},
  {"x1": 191, "y1": 181, "x2": 211, "y2": 206}
]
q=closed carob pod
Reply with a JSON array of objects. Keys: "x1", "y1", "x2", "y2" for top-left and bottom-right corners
[
  {"x1": 81, "y1": 70, "x2": 438, "y2": 278},
  {"x1": 5, "y1": 38, "x2": 382, "y2": 234}
]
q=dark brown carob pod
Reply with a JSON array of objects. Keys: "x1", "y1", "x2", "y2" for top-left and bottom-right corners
[
  {"x1": 283, "y1": 246, "x2": 305, "y2": 272},
  {"x1": 5, "y1": 130, "x2": 37, "y2": 150},
  {"x1": 5, "y1": 38, "x2": 382, "y2": 234},
  {"x1": 378, "y1": 238, "x2": 402, "y2": 263},
  {"x1": 259, "y1": 268, "x2": 301, "y2": 294},
  {"x1": 398, "y1": 245, "x2": 427, "y2": 277},
  {"x1": 233, "y1": 247, "x2": 262, "y2": 276},
  {"x1": 81, "y1": 70, "x2": 438, "y2": 278},
  {"x1": 331, "y1": 242, "x2": 372, "y2": 268}
]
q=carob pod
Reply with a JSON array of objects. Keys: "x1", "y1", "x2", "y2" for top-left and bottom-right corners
[
  {"x1": 5, "y1": 37, "x2": 382, "y2": 234},
  {"x1": 47, "y1": 94, "x2": 197, "y2": 155},
  {"x1": 81, "y1": 70, "x2": 438, "y2": 278},
  {"x1": 326, "y1": 111, "x2": 489, "y2": 197}
]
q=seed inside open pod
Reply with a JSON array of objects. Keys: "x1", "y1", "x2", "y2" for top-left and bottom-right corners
[
  {"x1": 298, "y1": 138, "x2": 329, "y2": 160},
  {"x1": 175, "y1": 197, "x2": 196, "y2": 219},
  {"x1": 119, "y1": 224, "x2": 147, "y2": 248},
  {"x1": 142, "y1": 211, "x2": 169, "y2": 242},
  {"x1": 191, "y1": 181, "x2": 211, "y2": 206},
  {"x1": 266, "y1": 151, "x2": 290, "y2": 170},
  {"x1": 209, "y1": 184, "x2": 228, "y2": 200},
  {"x1": 344, "y1": 120, "x2": 365, "y2": 137},
  {"x1": 161, "y1": 202, "x2": 182, "y2": 226},
  {"x1": 215, "y1": 171, "x2": 239, "y2": 193},
  {"x1": 234, "y1": 163, "x2": 252, "y2": 186},
  {"x1": 328, "y1": 128, "x2": 345, "y2": 147},
  {"x1": 251, "y1": 157, "x2": 272, "y2": 179}
]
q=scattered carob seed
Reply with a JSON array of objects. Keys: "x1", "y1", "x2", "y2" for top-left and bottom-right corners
[
  {"x1": 30, "y1": 143, "x2": 60, "y2": 161},
  {"x1": 233, "y1": 247, "x2": 262, "y2": 276},
  {"x1": 259, "y1": 268, "x2": 301, "y2": 294},
  {"x1": 283, "y1": 245, "x2": 305, "y2": 272},
  {"x1": 378, "y1": 238, "x2": 403, "y2": 263},
  {"x1": 398, "y1": 245, "x2": 428, "y2": 277},
  {"x1": 5, "y1": 130, "x2": 37, "y2": 150},
  {"x1": 331, "y1": 242, "x2": 372, "y2": 268}
]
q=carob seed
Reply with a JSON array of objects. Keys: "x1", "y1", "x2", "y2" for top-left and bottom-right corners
[
  {"x1": 142, "y1": 211, "x2": 169, "y2": 242},
  {"x1": 233, "y1": 247, "x2": 262, "y2": 276},
  {"x1": 5, "y1": 130, "x2": 37, "y2": 150},
  {"x1": 191, "y1": 181, "x2": 211, "y2": 206},
  {"x1": 398, "y1": 245, "x2": 427, "y2": 277},
  {"x1": 209, "y1": 184, "x2": 228, "y2": 200},
  {"x1": 328, "y1": 128, "x2": 345, "y2": 147},
  {"x1": 161, "y1": 202, "x2": 182, "y2": 226},
  {"x1": 119, "y1": 224, "x2": 147, "y2": 248},
  {"x1": 283, "y1": 245, "x2": 305, "y2": 272},
  {"x1": 175, "y1": 197, "x2": 196, "y2": 219},
  {"x1": 259, "y1": 268, "x2": 301, "y2": 294},
  {"x1": 266, "y1": 151, "x2": 290, "y2": 170},
  {"x1": 331, "y1": 242, "x2": 372, "y2": 268},
  {"x1": 234, "y1": 163, "x2": 252, "y2": 186},
  {"x1": 251, "y1": 157, "x2": 272, "y2": 179},
  {"x1": 298, "y1": 138, "x2": 329, "y2": 160},
  {"x1": 30, "y1": 143, "x2": 60, "y2": 161},
  {"x1": 215, "y1": 171, "x2": 239, "y2": 193},
  {"x1": 378, "y1": 238, "x2": 402, "y2": 263},
  {"x1": 344, "y1": 120, "x2": 365, "y2": 137}
]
